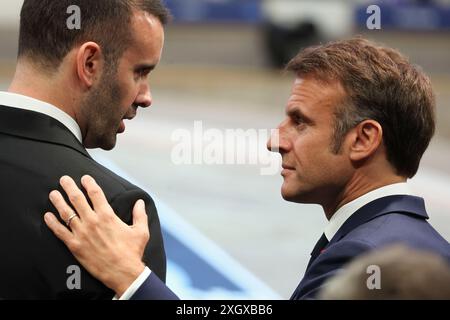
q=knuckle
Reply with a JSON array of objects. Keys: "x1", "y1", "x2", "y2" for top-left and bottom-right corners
[
  {"x1": 96, "y1": 204, "x2": 108, "y2": 215},
  {"x1": 77, "y1": 227, "x2": 89, "y2": 240},
  {"x1": 90, "y1": 215, "x2": 100, "y2": 226},
  {"x1": 102, "y1": 211, "x2": 115, "y2": 223},
  {"x1": 88, "y1": 187, "x2": 100, "y2": 197},
  {"x1": 63, "y1": 208, "x2": 74, "y2": 218},
  {"x1": 84, "y1": 220, "x2": 96, "y2": 232},
  {"x1": 68, "y1": 241, "x2": 81, "y2": 254},
  {"x1": 141, "y1": 229, "x2": 150, "y2": 242},
  {"x1": 69, "y1": 192, "x2": 82, "y2": 203}
]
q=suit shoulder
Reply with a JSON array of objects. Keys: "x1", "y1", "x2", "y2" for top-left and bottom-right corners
[
  {"x1": 342, "y1": 212, "x2": 450, "y2": 257},
  {"x1": 85, "y1": 157, "x2": 142, "y2": 192}
]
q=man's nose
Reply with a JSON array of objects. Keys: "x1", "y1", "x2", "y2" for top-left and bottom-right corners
[
  {"x1": 135, "y1": 83, "x2": 152, "y2": 108},
  {"x1": 267, "y1": 121, "x2": 290, "y2": 153},
  {"x1": 267, "y1": 131, "x2": 278, "y2": 153}
]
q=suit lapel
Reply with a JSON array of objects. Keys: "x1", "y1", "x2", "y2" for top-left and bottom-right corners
[
  {"x1": 0, "y1": 105, "x2": 91, "y2": 159},
  {"x1": 329, "y1": 195, "x2": 428, "y2": 246}
]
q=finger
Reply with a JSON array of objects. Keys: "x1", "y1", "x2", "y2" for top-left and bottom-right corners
[
  {"x1": 49, "y1": 190, "x2": 81, "y2": 229},
  {"x1": 60, "y1": 176, "x2": 93, "y2": 221},
  {"x1": 132, "y1": 200, "x2": 150, "y2": 239},
  {"x1": 44, "y1": 212, "x2": 75, "y2": 243},
  {"x1": 81, "y1": 175, "x2": 111, "y2": 213}
]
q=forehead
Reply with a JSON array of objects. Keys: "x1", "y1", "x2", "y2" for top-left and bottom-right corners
[
  {"x1": 286, "y1": 76, "x2": 344, "y2": 117},
  {"x1": 123, "y1": 11, "x2": 164, "y2": 62}
]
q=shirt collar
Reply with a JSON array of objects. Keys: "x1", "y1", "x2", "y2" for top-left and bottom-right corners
[
  {"x1": 324, "y1": 182, "x2": 413, "y2": 241},
  {"x1": 0, "y1": 91, "x2": 82, "y2": 143}
]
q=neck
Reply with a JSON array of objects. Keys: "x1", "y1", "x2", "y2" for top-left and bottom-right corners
[
  {"x1": 322, "y1": 170, "x2": 407, "y2": 220},
  {"x1": 8, "y1": 60, "x2": 77, "y2": 120}
]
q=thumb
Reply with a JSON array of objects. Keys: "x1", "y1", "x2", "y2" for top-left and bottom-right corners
[{"x1": 132, "y1": 199, "x2": 148, "y2": 231}]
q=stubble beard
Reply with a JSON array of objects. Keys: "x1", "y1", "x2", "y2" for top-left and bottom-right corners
[{"x1": 81, "y1": 68, "x2": 123, "y2": 150}]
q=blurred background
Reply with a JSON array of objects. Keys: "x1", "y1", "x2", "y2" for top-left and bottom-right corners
[{"x1": 1, "y1": 0, "x2": 449, "y2": 299}]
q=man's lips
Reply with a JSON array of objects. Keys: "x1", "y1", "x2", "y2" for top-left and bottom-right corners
[
  {"x1": 123, "y1": 113, "x2": 136, "y2": 121},
  {"x1": 281, "y1": 164, "x2": 295, "y2": 176},
  {"x1": 118, "y1": 120, "x2": 126, "y2": 133},
  {"x1": 118, "y1": 113, "x2": 137, "y2": 134}
]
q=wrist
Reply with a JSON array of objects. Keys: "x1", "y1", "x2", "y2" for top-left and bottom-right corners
[{"x1": 109, "y1": 262, "x2": 146, "y2": 297}]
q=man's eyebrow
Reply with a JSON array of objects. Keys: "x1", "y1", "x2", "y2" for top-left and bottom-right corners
[
  {"x1": 134, "y1": 64, "x2": 156, "y2": 72},
  {"x1": 286, "y1": 108, "x2": 314, "y2": 124}
]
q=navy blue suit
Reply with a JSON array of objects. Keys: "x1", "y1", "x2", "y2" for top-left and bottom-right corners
[
  {"x1": 291, "y1": 195, "x2": 450, "y2": 299},
  {"x1": 130, "y1": 195, "x2": 450, "y2": 300}
]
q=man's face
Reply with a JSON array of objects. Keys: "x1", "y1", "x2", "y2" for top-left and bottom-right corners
[
  {"x1": 82, "y1": 11, "x2": 164, "y2": 150},
  {"x1": 267, "y1": 77, "x2": 352, "y2": 207}
]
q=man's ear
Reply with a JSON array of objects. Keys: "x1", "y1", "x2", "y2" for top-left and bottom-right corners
[
  {"x1": 349, "y1": 120, "x2": 383, "y2": 162},
  {"x1": 76, "y1": 42, "x2": 102, "y2": 89}
]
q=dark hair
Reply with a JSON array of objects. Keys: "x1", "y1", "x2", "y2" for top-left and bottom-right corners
[
  {"x1": 287, "y1": 38, "x2": 436, "y2": 178},
  {"x1": 18, "y1": 0, "x2": 170, "y2": 71}
]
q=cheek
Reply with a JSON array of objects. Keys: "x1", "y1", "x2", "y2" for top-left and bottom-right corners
[
  {"x1": 291, "y1": 133, "x2": 322, "y2": 165},
  {"x1": 291, "y1": 134, "x2": 338, "y2": 177},
  {"x1": 119, "y1": 80, "x2": 138, "y2": 105}
]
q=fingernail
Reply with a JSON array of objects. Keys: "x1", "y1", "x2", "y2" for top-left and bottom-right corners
[
  {"x1": 44, "y1": 213, "x2": 53, "y2": 224},
  {"x1": 137, "y1": 199, "x2": 145, "y2": 209},
  {"x1": 49, "y1": 190, "x2": 57, "y2": 200},
  {"x1": 86, "y1": 175, "x2": 96, "y2": 184},
  {"x1": 60, "y1": 176, "x2": 69, "y2": 185}
]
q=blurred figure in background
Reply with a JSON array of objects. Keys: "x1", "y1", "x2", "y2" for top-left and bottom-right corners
[{"x1": 319, "y1": 244, "x2": 450, "y2": 300}]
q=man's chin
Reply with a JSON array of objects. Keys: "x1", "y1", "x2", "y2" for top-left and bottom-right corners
[
  {"x1": 99, "y1": 143, "x2": 116, "y2": 151},
  {"x1": 83, "y1": 135, "x2": 117, "y2": 151},
  {"x1": 281, "y1": 185, "x2": 312, "y2": 204},
  {"x1": 281, "y1": 187, "x2": 297, "y2": 202}
]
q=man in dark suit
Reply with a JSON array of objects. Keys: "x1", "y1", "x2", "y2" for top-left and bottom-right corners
[
  {"x1": 0, "y1": 0, "x2": 170, "y2": 299},
  {"x1": 273, "y1": 38, "x2": 450, "y2": 299},
  {"x1": 45, "y1": 38, "x2": 450, "y2": 299}
]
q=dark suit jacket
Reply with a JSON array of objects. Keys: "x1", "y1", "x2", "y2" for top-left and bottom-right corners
[
  {"x1": 0, "y1": 105, "x2": 166, "y2": 299},
  {"x1": 291, "y1": 195, "x2": 450, "y2": 299}
]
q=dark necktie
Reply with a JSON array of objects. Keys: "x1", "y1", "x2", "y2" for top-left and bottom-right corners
[
  {"x1": 290, "y1": 233, "x2": 331, "y2": 299},
  {"x1": 306, "y1": 233, "x2": 329, "y2": 270}
]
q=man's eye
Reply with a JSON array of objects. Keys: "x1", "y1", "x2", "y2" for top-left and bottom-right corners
[
  {"x1": 136, "y1": 69, "x2": 151, "y2": 79},
  {"x1": 139, "y1": 70, "x2": 149, "y2": 78},
  {"x1": 292, "y1": 116, "x2": 308, "y2": 130},
  {"x1": 293, "y1": 115, "x2": 304, "y2": 124}
]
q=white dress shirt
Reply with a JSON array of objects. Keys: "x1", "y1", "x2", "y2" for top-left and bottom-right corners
[
  {"x1": 0, "y1": 91, "x2": 82, "y2": 142},
  {"x1": 0, "y1": 91, "x2": 148, "y2": 299},
  {"x1": 324, "y1": 182, "x2": 413, "y2": 241},
  {"x1": 113, "y1": 267, "x2": 152, "y2": 300}
]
